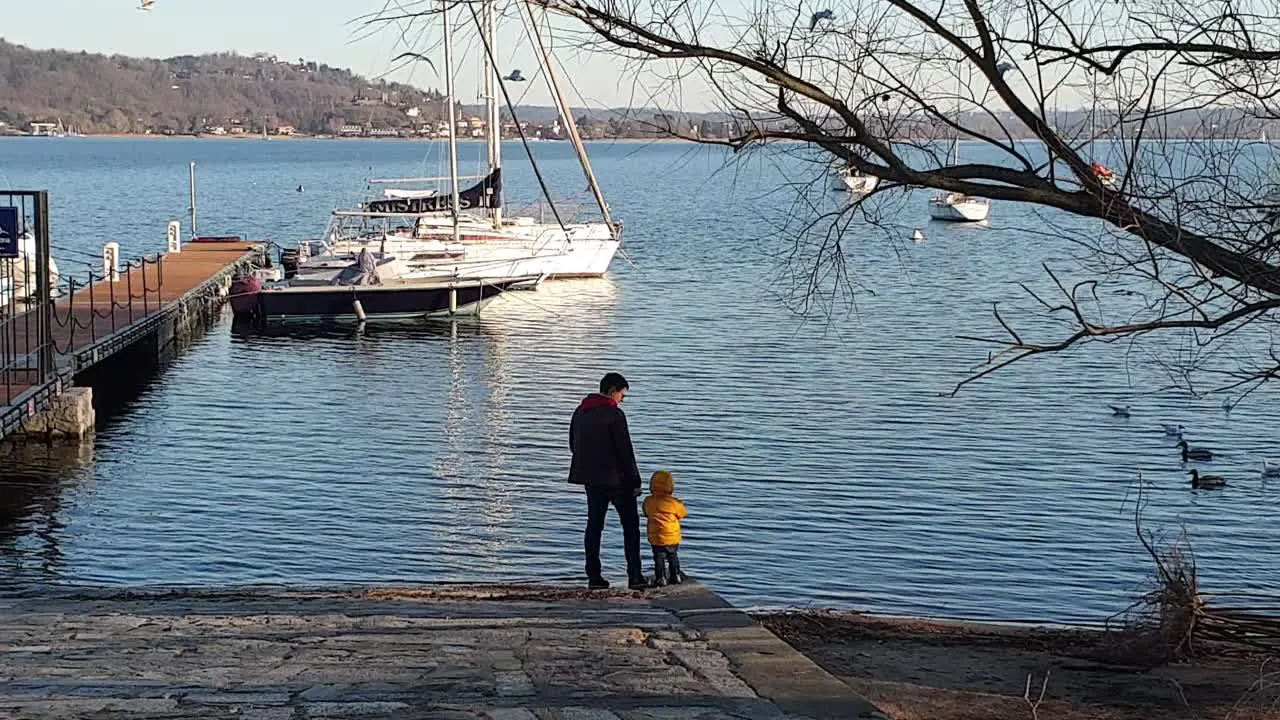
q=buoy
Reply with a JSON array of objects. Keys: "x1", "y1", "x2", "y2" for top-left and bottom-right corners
[
  {"x1": 448, "y1": 287, "x2": 458, "y2": 314},
  {"x1": 912, "y1": 228, "x2": 925, "y2": 242},
  {"x1": 352, "y1": 298, "x2": 367, "y2": 321}
]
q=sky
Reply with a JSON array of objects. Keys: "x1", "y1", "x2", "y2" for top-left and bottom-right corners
[
  {"x1": 2, "y1": 0, "x2": 1148, "y2": 115},
  {"x1": 2, "y1": 0, "x2": 666, "y2": 110}
]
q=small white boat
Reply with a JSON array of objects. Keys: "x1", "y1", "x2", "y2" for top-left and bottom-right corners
[
  {"x1": 832, "y1": 167, "x2": 879, "y2": 194},
  {"x1": 1092, "y1": 163, "x2": 1120, "y2": 191},
  {"x1": 929, "y1": 99, "x2": 991, "y2": 223},
  {"x1": 929, "y1": 192, "x2": 991, "y2": 222},
  {"x1": 0, "y1": 231, "x2": 61, "y2": 302}
]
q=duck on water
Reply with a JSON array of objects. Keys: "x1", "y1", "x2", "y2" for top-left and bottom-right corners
[
  {"x1": 1190, "y1": 469, "x2": 1227, "y2": 489},
  {"x1": 1177, "y1": 440, "x2": 1214, "y2": 462}
]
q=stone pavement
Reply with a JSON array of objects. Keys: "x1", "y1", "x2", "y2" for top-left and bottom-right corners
[{"x1": 0, "y1": 583, "x2": 886, "y2": 720}]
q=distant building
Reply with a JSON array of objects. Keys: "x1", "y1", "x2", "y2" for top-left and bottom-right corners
[
  {"x1": 229, "y1": 126, "x2": 246, "y2": 135},
  {"x1": 29, "y1": 122, "x2": 58, "y2": 136},
  {"x1": 338, "y1": 124, "x2": 364, "y2": 136},
  {"x1": 405, "y1": 106, "x2": 420, "y2": 118},
  {"x1": 368, "y1": 128, "x2": 400, "y2": 137},
  {"x1": 275, "y1": 125, "x2": 297, "y2": 136}
]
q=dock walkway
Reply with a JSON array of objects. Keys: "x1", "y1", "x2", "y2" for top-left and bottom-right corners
[{"x1": 1, "y1": 241, "x2": 260, "y2": 437}]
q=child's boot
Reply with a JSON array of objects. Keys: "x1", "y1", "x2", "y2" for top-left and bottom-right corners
[
  {"x1": 652, "y1": 562, "x2": 668, "y2": 587},
  {"x1": 668, "y1": 551, "x2": 684, "y2": 584}
]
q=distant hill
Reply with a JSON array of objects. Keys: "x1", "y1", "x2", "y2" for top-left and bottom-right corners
[
  {"x1": 0, "y1": 39, "x2": 449, "y2": 135},
  {"x1": 0, "y1": 40, "x2": 748, "y2": 139}
]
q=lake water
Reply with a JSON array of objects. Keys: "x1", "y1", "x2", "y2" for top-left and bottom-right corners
[{"x1": 1, "y1": 137, "x2": 1278, "y2": 623}]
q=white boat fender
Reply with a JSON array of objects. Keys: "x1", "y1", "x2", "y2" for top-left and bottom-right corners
[{"x1": 352, "y1": 298, "x2": 367, "y2": 321}]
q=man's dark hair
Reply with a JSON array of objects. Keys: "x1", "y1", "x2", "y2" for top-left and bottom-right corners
[{"x1": 599, "y1": 372, "x2": 629, "y2": 395}]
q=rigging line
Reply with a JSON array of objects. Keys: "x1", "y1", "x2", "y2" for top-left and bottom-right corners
[
  {"x1": 465, "y1": 1, "x2": 568, "y2": 234},
  {"x1": 522, "y1": 5, "x2": 613, "y2": 233}
]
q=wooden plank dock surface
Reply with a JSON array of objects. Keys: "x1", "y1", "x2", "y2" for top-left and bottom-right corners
[{"x1": 1, "y1": 241, "x2": 260, "y2": 418}]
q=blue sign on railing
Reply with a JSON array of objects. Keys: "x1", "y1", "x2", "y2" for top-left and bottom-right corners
[{"x1": 0, "y1": 207, "x2": 19, "y2": 259}]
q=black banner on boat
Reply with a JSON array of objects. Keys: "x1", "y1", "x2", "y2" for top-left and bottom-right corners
[{"x1": 365, "y1": 169, "x2": 502, "y2": 215}]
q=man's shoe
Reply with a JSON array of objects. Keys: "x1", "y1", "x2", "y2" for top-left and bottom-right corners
[
  {"x1": 587, "y1": 577, "x2": 610, "y2": 590},
  {"x1": 627, "y1": 578, "x2": 650, "y2": 591}
]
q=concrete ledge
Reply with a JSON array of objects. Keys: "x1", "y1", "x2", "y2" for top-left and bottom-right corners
[
  {"x1": 0, "y1": 583, "x2": 888, "y2": 720},
  {"x1": 655, "y1": 583, "x2": 890, "y2": 720}
]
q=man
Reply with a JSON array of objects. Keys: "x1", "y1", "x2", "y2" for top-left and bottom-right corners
[{"x1": 569, "y1": 372, "x2": 646, "y2": 590}]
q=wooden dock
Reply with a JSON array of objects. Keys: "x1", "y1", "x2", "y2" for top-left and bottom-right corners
[{"x1": 1, "y1": 240, "x2": 261, "y2": 438}]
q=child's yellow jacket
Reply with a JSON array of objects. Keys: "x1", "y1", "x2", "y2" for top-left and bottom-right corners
[{"x1": 642, "y1": 470, "x2": 687, "y2": 546}]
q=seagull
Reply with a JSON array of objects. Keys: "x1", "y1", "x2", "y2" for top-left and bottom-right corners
[
  {"x1": 1108, "y1": 404, "x2": 1131, "y2": 417},
  {"x1": 1161, "y1": 423, "x2": 1185, "y2": 437},
  {"x1": 503, "y1": 69, "x2": 526, "y2": 82},
  {"x1": 995, "y1": 61, "x2": 1015, "y2": 77},
  {"x1": 138, "y1": 0, "x2": 154, "y2": 10},
  {"x1": 296, "y1": 184, "x2": 304, "y2": 193},
  {"x1": 809, "y1": 9, "x2": 834, "y2": 30},
  {"x1": 1177, "y1": 440, "x2": 1214, "y2": 462},
  {"x1": 1190, "y1": 469, "x2": 1227, "y2": 489}
]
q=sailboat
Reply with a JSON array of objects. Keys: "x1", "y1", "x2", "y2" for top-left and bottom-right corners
[
  {"x1": 289, "y1": 0, "x2": 621, "y2": 284},
  {"x1": 928, "y1": 136, "x2": 990, "y2": 222},
  {"x1": 928, "y1": 74, "x2": 990, "y2": 223}
]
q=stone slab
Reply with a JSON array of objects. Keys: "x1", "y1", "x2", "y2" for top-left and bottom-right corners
[{"x1": 0, "y1": 583, "x2": 885, "y2": 719}]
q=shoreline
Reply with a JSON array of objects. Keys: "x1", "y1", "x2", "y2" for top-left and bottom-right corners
[
  {"x1": 760, "y1": 609, "x2": 1276, "y2": 720},
  {"x1": 0, "y1": 133, "x2": 715, "y2": 143},
  {"x1": 2, "y1": 133, "x2": 1261, "y2": 144}
]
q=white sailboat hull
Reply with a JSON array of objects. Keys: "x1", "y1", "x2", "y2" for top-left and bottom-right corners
[
  {"x1": 841, "y1": 173, "x2": 879, "y2": 194},
  {"x1": 301, "y1": 219, "x2": 620, "y2": 282},
  {"x1": 929, "y1": 195, "x2": 990, "y2": 222},
  {"x1": 832, "y1": 169, "x2": 879, "y2": 194},
  {"x1": 407, "y1": 237, "x2": 620, "y2": 280}
]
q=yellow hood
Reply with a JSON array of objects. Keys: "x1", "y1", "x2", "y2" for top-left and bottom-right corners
[{"x1": 649, "y1": 470, "x2": 674, "y2": 495}]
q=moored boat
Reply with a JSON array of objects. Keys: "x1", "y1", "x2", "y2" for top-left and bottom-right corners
[{"x1": 238, "y1": 275, "x2": 534, "y2": 325}]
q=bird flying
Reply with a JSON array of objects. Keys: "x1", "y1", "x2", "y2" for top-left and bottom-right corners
[{"x1": 809, "y1": 9, "x2": 834, "y2": 30}]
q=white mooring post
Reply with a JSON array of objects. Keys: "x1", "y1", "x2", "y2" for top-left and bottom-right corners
[
  {"x1": 103, "y1": 242, "x2": 120, "y2": 282},
  {"x1": 167, "y1": 221, "x2": 182, "y2": 253}
]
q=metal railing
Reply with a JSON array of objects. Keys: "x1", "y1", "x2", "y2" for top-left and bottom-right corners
[
  {"x1": 0, "y1": 191, "x2": 52, "y2": 413},
  {"x1": 2, "y1": 188, "x2": 170, "y2": 418},
  {"x1": 47, "y1": 253, "x2": 167, "y2": 358}
]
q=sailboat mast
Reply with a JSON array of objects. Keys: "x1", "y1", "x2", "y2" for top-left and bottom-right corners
[
  {"x1": 483, "y1": 0, "x2": 502, "y2": 228},
  {"x1": 519, "y1": 3, "x2": 614, "y2": 233},
  {"x1": 442, "y1": 0, "x2": 462, "y2": 245}
]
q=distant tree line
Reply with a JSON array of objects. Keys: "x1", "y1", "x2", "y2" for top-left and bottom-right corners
[{"x1": 0, "y1": 40, "x2": 450, "y2": 135}]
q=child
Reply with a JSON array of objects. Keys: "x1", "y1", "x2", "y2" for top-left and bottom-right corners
[{"x1": 642, "y1": 470, "x2": 688, "y2": 586}]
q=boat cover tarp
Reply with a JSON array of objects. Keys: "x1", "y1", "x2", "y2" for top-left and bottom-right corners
[
  {"x1": 365, "y1": 168, "x2": 502, "y2": 214},
  {"x1": 331, "y1": 248, "x2": 381, "y2": 286}
]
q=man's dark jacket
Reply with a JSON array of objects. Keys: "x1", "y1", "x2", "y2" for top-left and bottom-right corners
[{"x1": 568, "y1": 394, "x2": 642, "y2": 491}]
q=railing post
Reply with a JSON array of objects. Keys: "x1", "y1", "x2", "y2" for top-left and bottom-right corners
[
  {"x1": 141, "y1": 259, "x2": 149, "y2": 317},
  {"x1": 108, "y1": 268, "x2": 117, "y2": 335},
  {"x1": 126, "y1": 262, "x2": 134, "y2": 325},
  {"x1": 87, "y1": 271, "x2": 96, "y2": 344},
  {"x1": 33, "y1": 191, "x2": 52, "y2": 383}
]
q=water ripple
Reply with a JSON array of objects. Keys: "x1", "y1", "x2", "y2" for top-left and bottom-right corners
[{"x1": 0, "y1": 138, "x2": 1277, "y2": 622}]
